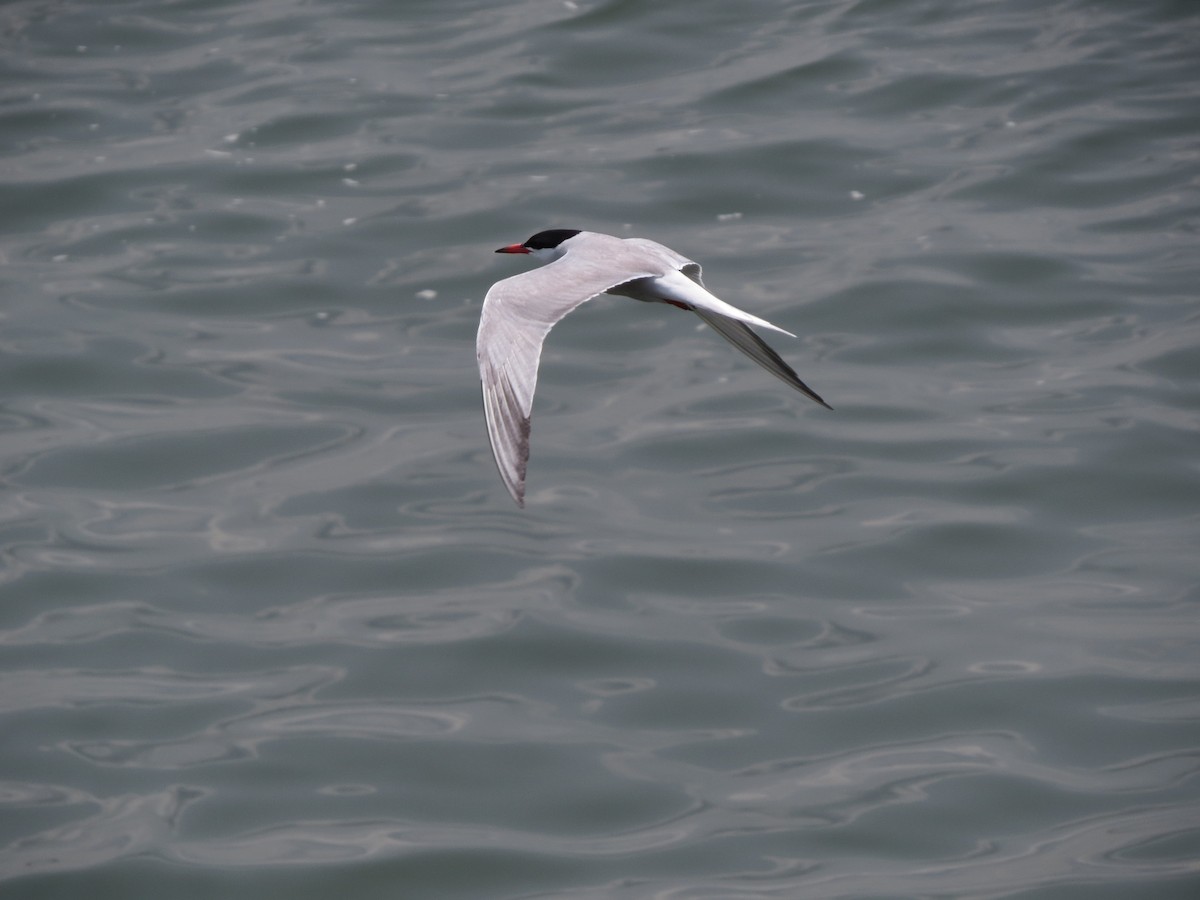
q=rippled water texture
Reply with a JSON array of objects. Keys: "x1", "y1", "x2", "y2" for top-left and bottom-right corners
[{"x1": 2, "y1": 0, "x2": 1199, "y2": 897}]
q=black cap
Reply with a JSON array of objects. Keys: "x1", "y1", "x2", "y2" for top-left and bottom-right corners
[{"x1": 522, "y1": 229, "x2": 582, "y2": 250}]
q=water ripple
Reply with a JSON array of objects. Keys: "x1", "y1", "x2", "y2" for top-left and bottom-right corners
[{"x1": 2, "y1": 0, "x2": 1199, "y2": 897}]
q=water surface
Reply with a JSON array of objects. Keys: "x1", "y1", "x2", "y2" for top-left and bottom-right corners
[{"x1": 2, "y1": 0, "x2": 1199, "y2": 897}]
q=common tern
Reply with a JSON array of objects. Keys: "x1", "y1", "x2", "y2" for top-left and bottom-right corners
[{"x1": 477, "y1": 229, "x2": 831, "y2": 507}]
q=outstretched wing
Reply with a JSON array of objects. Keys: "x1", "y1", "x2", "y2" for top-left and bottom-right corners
[
  {"x1": 628, "y1": 240, "x2": 829, "y2": 408},
  {"x1": 689, "y1": 309, "x2": 832, "y2": 409},
  {"x1": 477, "y1": 254, "x2": 657, "y2": 506}
]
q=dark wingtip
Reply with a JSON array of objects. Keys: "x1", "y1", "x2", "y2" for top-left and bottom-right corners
[
  {"x1": 796, "y1": 383, "x2": 833, "y2": 410},
  {"x1": 510, "y1": 419, "x2": 531, "y2": 508}
]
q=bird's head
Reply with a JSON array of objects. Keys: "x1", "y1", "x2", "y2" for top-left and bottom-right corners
[{"x1": 495, "y1": 229, "x2": 582, "y2": 263}]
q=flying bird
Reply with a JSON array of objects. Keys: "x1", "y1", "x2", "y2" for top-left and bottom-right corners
[{"x1": 477, "y1": 229, "x2": 830, "y2": 506}]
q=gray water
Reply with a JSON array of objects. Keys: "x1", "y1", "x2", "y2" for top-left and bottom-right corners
[{"x1": 2, "y1": 0, "x2": 1199, "y2": 897}]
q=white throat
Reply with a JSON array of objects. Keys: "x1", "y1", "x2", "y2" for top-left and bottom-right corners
[{"x1": 528, "y1": 244, "x2": 568, "y2": 264}]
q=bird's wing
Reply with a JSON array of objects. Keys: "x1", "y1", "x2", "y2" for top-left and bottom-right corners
[
  {"x1": 622, "y1": 238, "x2": 826, "y2": 402},
  {"x1": 477, "y1": 253, "x2": 659, "y2": 506},
  {"x1": 689, "y1": 308, "x2": 832, "y2": 409},
  {"x1": 615, "y1": 238, "x2": 796, "y2": 337},
  {"x1": 621, "y1": 237, "x2": 697, "y2": 272}
]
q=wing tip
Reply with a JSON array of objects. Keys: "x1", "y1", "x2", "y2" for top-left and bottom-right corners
[
  {"x1": 500, "y1": 418, "x2": 531, "y2": 508},
  {"x1": 794, "y1": 380, "x2": 833, "y2": 410},
  {"x1": 481, "y1": 363, "x2": 534, "y2": 508}
]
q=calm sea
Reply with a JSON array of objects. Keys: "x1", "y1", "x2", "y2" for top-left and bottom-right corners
[{"x1": 2, "y1": 0, "x2": 1198, "y2": 897}]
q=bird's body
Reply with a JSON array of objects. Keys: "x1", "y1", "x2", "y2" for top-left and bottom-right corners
[{"x1": 477, "y1": 229, "x2": 830, "y2": 506}]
